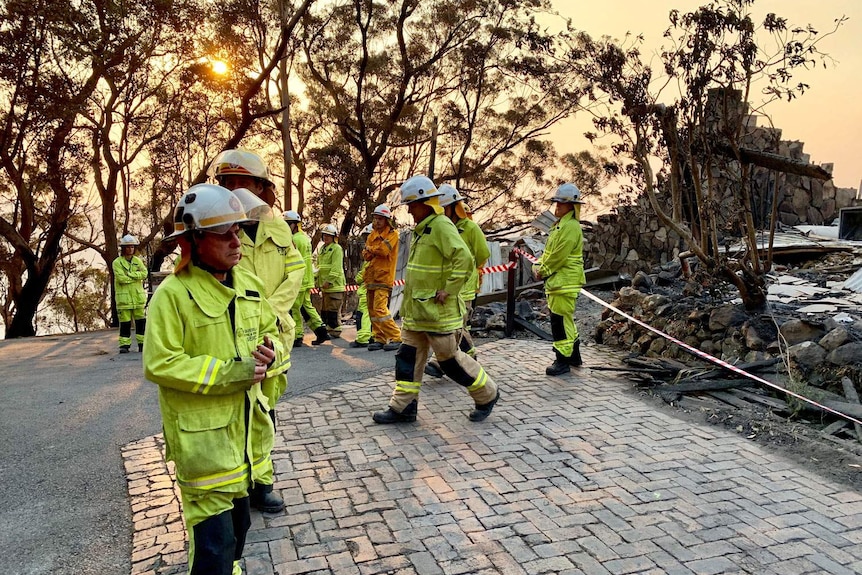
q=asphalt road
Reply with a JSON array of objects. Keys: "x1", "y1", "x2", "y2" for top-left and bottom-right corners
[{"x1": 0, "y1": 326, "x2": 394, "y2": 575}]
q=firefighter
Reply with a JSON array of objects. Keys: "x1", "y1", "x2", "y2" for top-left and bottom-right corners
[
  {"x1": 425, "y1": 184, "x2": 489, "y2": 377},
  {"x1": 144, "y1": 184, "x2": 284, "y2": 575},
  {"x1": 113, "y1": 234, "x2": 148, "y2": 353},
  {"x1": 373, "y1": 175, "x2": 500, "y2": 424},
  {"x1": 350, "y1": 224, "x2": 374, "y2": 348},
  {"x1": 316, "y1": 224, "x2": 346, "y2": 338},
  {"x1": 210, "y1": 149, "x2": 304, "y2": 513},
  {"x1": 533, "y1": 182, "x2": 586, "y2": 376},
  {"x1": 283, "y1": 210, "x2": 327, "y2": 347},
  {"x1": 362, "y1": 204, "x2": 402, "y2": 351}
]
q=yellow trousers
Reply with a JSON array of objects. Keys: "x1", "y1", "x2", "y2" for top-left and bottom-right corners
[{"x1": 368, "y1": 288, "x2": 401, "y2": 344}]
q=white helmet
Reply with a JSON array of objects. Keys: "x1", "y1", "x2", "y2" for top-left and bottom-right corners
[
  {"x1": 372, "y1": 204, "x2": 393, "y2": 219},
  {"x1": 168, "y1": 184, "x2": 253, "y2": 238},
  {"x1": 550, "y1": 182, "x2": 585, "y2": 204},
  {"x1": 209, "y1": 149, "x2": 274, "y2": 186},
  {"x1": 119, "y1": 234, "x2": 139, "y2": 246},
  {"x1": 283, "y1": 209, "x2": 301, "y2": 223},
  {"x1": 361, "y1": 223, "x2": 374, "y2": 235},
  {"x1": 437, "y1": 184, "x2": 464, "y2": 208},
  {"x1": 398, "y1": 175, "x2": 443, "y2": 205},
  {"x1": 320, "y1": 223, "x2": 338, "y2": 237}
]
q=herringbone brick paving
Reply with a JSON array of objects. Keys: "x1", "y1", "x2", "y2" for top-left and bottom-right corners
[{"x1": 125, "y1": 339, "x2": 862, "y2": 575}]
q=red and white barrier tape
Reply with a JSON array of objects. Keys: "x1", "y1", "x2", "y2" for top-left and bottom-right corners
[
  {"x1": 312, "y1": 261, "x2": 519, "y2": 294},
  {"x1": 516, "y1": 245, "x2": 862, "y2": 425},
  {"x1": 579, "y1": 288, "x2": 862, "y2": 427}
]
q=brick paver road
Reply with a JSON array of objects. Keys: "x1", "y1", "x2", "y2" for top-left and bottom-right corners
[{"x1": 125, "y1": 340, "x2": 862, "y2": 575}]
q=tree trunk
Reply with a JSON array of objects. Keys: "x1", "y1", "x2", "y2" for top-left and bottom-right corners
[{"x1": 5, "y1": 265, "x2": 52, "y2": 338}]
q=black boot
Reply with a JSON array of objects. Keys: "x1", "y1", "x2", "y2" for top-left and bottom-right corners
[
  {"x1": 311, "y1": 325, "x2": 330, "y2": 345},
  {"x1": 424, "y1": 360, "x2": 443, "y2": 378},
  {"x1": 293, "y1": 338, "x2": 305, "y2": 348},
  {"x1": 545, "y1": 349, "x2": 571, "y2": 376},
  {"x1": 570, "y1": 339, "x2": 583, "y2": 367},
  {"x1": 469, "y1": 390, "x2": 500, "y2": 422},
  {"x1": 372, "y1": 399, "x2": 418, "y2": 424},
  {"x1": 249, "y1": 483, "x2": 284, "y2": 513}
]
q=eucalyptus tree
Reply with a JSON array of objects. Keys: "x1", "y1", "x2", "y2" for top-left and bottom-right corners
[
  {"x1": 0, "y1": 0, "x2": 180, "y2": 337},
  {"x1": 297, "y1": 0, "x2": 583, "y2": 236}
]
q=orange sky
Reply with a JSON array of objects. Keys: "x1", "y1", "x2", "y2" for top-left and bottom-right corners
[{"x1": 552, "y1": 0, "x2": 862, "y2": 190}]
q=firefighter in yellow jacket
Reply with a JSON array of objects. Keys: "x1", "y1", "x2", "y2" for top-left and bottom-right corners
[
  {"x1": 144, "y1": 184, "x2": 284, "y2": 575},
  {"x1": 316, "y1": 224, "x2": 346, "y2": 337},
  {"x1": 112, "y1": 234, "x2": 148, "y2": 353},
  {"x1": 425, "y1": 184, "x2": 490, "y2": 377},
  {"x1": 533, "y1": 183, "x2": 586, "y2": 376},
  {"x1": 349, "y1": 225, "x2": 374, "y2": 348},
  {"x1": 373, "y1": 175, "x2": 499, "y2": 424},
  {"x1": 283, "y1": 210, "x2": 328, "y2": 346},
  {"x1": 210, "y1": 149, "x2": 304, "y2": 513},
  {"x1": 362, "y1": 204, "x2": 402, "y2": 351}
]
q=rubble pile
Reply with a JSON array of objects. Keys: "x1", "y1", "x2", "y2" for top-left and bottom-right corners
[{"x1": 592, "y1": 259, "x2": 862, "y2": 397}]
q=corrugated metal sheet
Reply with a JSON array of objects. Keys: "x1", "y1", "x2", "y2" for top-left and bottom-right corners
[
  {"x1": 530, "y1": 210, "x2": 557, "y2": 234},
  {"x1": 843, "y1": 267, "x2": 862, "y2": 294}
]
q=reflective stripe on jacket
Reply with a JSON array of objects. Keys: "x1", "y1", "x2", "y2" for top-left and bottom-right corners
[
  {"x1": 291, "y1": 230, "x2": 316, "y2": 290},
  {"x1": 455, "y1": 218, "x2": 490, "y2": 301},
  {"x1": 143, "y1": 263, "x2": 283, "y2": 494},
  {"x1": 363, "y1": 227, "x2": 399, "y2": 289},
  {"x1": 401, "y1": 214, "x2": 472, "y2": 333},
  {"x1": 316, "y1": 242, "x2": 345, "y2": 293},
  {"x1": 112, "y1": 255, "x2": 148, "y2": 310},
  {"x1": 534, "y1": 210, "x2": 584, "y2": 295}
]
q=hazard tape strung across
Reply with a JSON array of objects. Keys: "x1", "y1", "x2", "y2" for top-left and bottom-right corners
[
  {"x1": 514, "y1": 245, "x2": 862, "y2": 426},
  {"x1": 310, "y1": 261, "x2": 517, "y2": 294},
  {"x1": 579, "y1": 289, "x2": 862, "y2": 427}
]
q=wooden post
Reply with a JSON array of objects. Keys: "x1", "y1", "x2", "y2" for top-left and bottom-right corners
[{"x1": 505, "y1": 250, "x2": 518, "y2": 337}]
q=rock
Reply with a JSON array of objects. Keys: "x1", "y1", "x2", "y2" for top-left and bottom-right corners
[
  {"x1": 709, "y1": 305, "x2": 748, "y2": 332},
  {"x1": 517, "y1": 289, "x2": 544, "y2": 301},
  {"x1": 819, "y1": 327, "x2": 849, "y2": 352},
  {"x1": 631, "y1": 270, "x2": 654, "y2": 293},
  {"x1": 742, "y1": 323, "x2": 767, "y2": 351},
  {"x1": 648, "y1": 337, "x2": 667, "y2": 355},
  {"x1": 826, "y1": 342, "x2": 862, "y2": 366},
  {"x1": 485, "y1": 313, "x2": 507, "y2": 331},
  {"x1": 779, "y1": 319, "x2": 826, "y2": 346},
  {"x1": 682, "y1": 280, "x2": 703, "y2": 297},
  {"x1": 824, "y1": 313, "x2": 860, "y2": 332},
  {"x1": 516, "y1": 300, "x2": 536, "y2": 322},
  {"x1": 788, "y1": 341, "x2": 827, "y2": 369},
  {"x1": 614, "y1": 287, "x2": 646, "y2": 310},
  {"x1": 642, "y1": 294, "x2": 671, "y2": 312}
]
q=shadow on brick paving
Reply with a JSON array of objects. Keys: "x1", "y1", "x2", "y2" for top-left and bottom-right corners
[{"x1": 125, "y1": 338, "x2": 862, "y2": 575}]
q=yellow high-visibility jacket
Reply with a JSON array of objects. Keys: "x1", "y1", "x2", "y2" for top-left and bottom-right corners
[
  {"x1": 402, "y1": 214, "x2": 472, "y2": 333},
  {"x1": 112, "y1": 255, "x2": 148, "y2": 310},
  {"x1": 238, "y1": 218, "x2": 304, "y2": 380},
  {"x1": 291, "y1": 230, "x2": 315, "y2": 291},
  {"x1": 362, "y1": 226, "x2": 399, "y2": 289},
  {"x1": 143, "y1": 263, "x2": 283, "y2": 495},
  {"x1": 455, "y1": 218, "x2": 490, "y2": 302},
  {"x1": 534, "y1": 210, "x2": 585, "y2": 295},
  {"x1": 316, "y1": 242, "x2": 345, "y2": 293}
]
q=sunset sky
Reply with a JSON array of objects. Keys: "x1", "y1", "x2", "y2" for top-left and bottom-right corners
[{"x1": 551, "y1": 0, "x2": 862, "y2": 191}]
